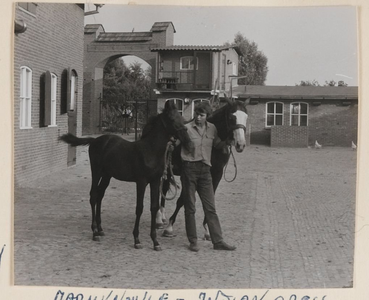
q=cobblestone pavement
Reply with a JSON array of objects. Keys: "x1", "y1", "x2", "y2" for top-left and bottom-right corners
[{"x1": 14, "y1": 139, "x2": 357, "y2": 289}]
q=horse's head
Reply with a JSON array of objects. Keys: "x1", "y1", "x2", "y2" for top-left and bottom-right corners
[
  {"x1": 230, "y1": 102, "x2": 248, "y2": 152},
  {"x1": 161, "y1": 100, "x2": 193, "y2": 151},
  {"x1": 211, "y1": 97, "x2": 248, "y2": 153}
]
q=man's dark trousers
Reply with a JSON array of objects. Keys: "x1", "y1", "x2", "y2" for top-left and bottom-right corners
[{"x1": 181, "y1": 161, "x2": 223, "y2": 244}]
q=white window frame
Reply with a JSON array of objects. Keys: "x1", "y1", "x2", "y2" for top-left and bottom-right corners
[
  {"x1": 49, "y1": 73, "x2": 57, "y2": 126},
  {"x1": 20, "y1": 66, "x2": 32, "y2": 129},
  {"x1": 265, "y1": 101, "x2": 284, "y2": 127},
  {"x1": 17, "y1": 2, "x2": 37, "y2": 16},
  {"x1": 192, "y1": 99, "x2": 210, "y2": 118},
  {"x1": 70, "y1": 73, "x2": 76, "y2": 111},
  {"x1": 232, "y1": 62, "x2": 237, "y2": 75},
  {"x1": 290, "y1": 102, "x2": 309, "y2": 126},
  {"x1": 166, "y1": 98, "x2": 184, "y2": 115},
  {"x1": 180, "y1": 56, "x2": 198, "y2": 70}
]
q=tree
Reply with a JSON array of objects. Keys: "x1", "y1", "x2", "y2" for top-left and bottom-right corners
[
  {"x1": 295, "y1": 80, "x2": 320, "y2": 86},
  {"x1": 295, "y1": 80, "x2": 348, "y2": 86},
  {"x1": 325, "y1": 80, "x2": 348, "y2": 87},
  {"x1": 102, "y1": 58, "x2": 152, "y2": 132},
  {"x1": 226, "y1": 32, "x2": 269, "y2": 85}
]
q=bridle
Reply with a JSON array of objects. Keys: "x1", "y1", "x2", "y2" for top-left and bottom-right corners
[{"x1": 225, "y1": 107, "x2": 247, "y2": 135}]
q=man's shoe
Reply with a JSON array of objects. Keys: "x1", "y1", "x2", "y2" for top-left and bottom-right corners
[
  {"x1": 189, "y1": 242, "x2": 200, "y2": 252},
  {"x1": 213, "y1": 241, "x2": 236, "y2": 251}
]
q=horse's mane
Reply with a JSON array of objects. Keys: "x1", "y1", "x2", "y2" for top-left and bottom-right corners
[
  {"x1": 141, "y1": 115, "x2": 159, "y2": 139},
  {"x1": 141, "y1": 100, "x2": 183, "y2": 139},
  {"x1": 211, "y1": 100, "x2": 247, "y2": 118}
]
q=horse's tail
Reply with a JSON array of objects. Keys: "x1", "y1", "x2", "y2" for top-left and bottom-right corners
[{"x1": 59, "y1": 133, "x2": 95, "y2": 147}]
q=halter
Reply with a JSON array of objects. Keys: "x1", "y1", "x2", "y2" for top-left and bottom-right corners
[
  {"x1": 225, "y1": 109, "x2": 247, "y2": 135},
  {"x1": 228, "y1": 123, "x2": 247, "y2": 133},
  {"x1": 223, "y1": 107, "x2": 247, "y2": 183}
]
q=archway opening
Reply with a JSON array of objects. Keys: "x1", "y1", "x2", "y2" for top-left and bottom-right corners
[{"x1": 101, "y1": 55, "x2": 154, "y2": 137}]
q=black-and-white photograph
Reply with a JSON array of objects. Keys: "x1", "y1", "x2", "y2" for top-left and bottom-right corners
[{"x1": 13, "y1": 2, "x2": 358, "y2": 293}]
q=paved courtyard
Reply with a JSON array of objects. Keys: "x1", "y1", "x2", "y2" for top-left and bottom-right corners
[{"x1": 14, "y1": 140, "x2": 357, "y2": 289}]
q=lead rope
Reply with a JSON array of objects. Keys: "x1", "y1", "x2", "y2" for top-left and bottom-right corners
[
  {"x1": 160, "y1": 138, "x2": 178, "y2": 201},
  {"x1": 223, "y1": 145, "x2": 238, "y2": 182}
]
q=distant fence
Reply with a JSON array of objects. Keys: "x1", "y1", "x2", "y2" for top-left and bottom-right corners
[{"x1": 100, "y1": 98, "x2": 158, "y2": 136}]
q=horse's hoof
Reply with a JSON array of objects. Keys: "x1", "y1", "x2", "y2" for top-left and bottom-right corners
[
  {"x1": 162, "y1": 230, "x2": 174, "y2": 237},
  {"x1": 98, "y1": 231, "x2": 105, "y2": 236},
  {"x1": 93, "y1": 235, "x2": 100, "y2": 242},
  {"x1": 204, "y1": 233, "x2": 211, "y2": 241},
  {"x1": 156, "y1": 223, "x2": 164, "y2": 229},
  {"x1": 154, "y1": 245, "x2": 162, "y2": 251},
  {"x1": 134, "y1": 244, "x2": 143, "y2": 249}
]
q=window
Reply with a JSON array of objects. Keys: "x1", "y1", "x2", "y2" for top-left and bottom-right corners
[
  {"x1": 192, "y1": 99, "x2": 210, "y2": 118},
  {"x1": 61, "y1": 68, "x2": 77, "y2": 114},
  {"x1": 266, "y1": 102, "x2": 284, "y2": 127},
  {"x1": 40, "y1": 71, "x2": 57, "y2": 127},
  {"x1": 50, "y1": 73, "x2": 57, "y2": 126},
  {"x1": 166, "y1": 98, "x2": 183, "y2": 115},
  {"x1": 20, "y1": 66, "x2": 32, "y2": 129},
  {"x1": 290, "y1": 102, "x2": 308, "y2": 126},
  {"x1": 70, "y1": 73, "x2": 76, "y2": 110},
  {"x1": 18, "y1": 3, "x2": 37, "y2": 15},
  {"x1": 180, "y1": 56, "x2": 198, "y2": 70},
  {"x1": 232, "y1": 62, "x2": 237, "y2": 76}
]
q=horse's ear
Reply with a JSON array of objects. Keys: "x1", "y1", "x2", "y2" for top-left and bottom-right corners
[
  {"x1": 224, "y1": 93, "x2": 233, "y2": 105},
  {"x1": 163, "y1": 100, "x2": 178, "y2": 114}
]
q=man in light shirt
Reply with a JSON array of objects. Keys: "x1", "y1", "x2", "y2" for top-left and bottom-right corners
[{"x1": 180, "y1": 101, "x2": 236, "y2": 252}]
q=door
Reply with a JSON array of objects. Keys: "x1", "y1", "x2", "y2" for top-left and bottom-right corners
[{"x1": 67, "y1": 69, "x2": 77, "y2": 166}]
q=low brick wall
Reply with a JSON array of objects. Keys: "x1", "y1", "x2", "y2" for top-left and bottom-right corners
[{"x1": 271, "y1": 125, "x2": 308, "y2": 148}]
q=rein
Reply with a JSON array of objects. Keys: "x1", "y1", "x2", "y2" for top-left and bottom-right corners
[
  {"x1": 223, "y1": 145, "x2": 238, "y2": 182},
  {"x1": 159, "y1": 138, "x2": 178, "y2": 201}
]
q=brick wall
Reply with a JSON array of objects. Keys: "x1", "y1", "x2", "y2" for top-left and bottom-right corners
[
  {"x1": 14, "y1": 3, "x2": 84, "y2": 185},
  {"x1": 246, "y1": 98, "x2": 358, "y2": 147},
  {"x1": 308, "y1": 102, "x2": 358, "y2": 147},
  {"x1": 246, "y1": 101, "x2": 271, "y2": 145},
  {"x1": 271, "y1": 126, "x2": 308, "y2": 147},
  {"x1": 83, "y1": 29, "x2": 161, "y2": 135}
]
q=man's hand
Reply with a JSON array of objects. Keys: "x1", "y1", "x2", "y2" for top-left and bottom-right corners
[
  {"x1": 168, "y1": 144, "x2": 175, "y2": 152},
  {"x1": 225, "y1": 137, "x2": 233, "y2": 146}
]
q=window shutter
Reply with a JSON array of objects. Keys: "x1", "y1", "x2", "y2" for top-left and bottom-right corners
[
  {"x1": 44, "y1": 71, "x2": 52, "y2": 126},
  {"x1": 39, "y1": 73, "x2": 45, "y2": 127},
  {"x1": 60, "y1": 69, "x2": 70, "y2": 114},
  {"x1": 67, "y1": 68, "x2": 71, "y2": 110}
]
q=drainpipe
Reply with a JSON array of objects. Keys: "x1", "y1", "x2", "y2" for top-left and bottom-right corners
[
  {"x1": 84, "y1": 4, "x2": 104, "y2": 16},
  {"x1": 14, "y1": 20, "x2": 27, "y2": 34}
]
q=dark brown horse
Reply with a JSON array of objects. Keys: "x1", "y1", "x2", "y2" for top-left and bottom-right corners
[
  {"x1": 158, "y1": 99, "x2": 248, "y2": 239},
  {"x1": 59, "y1": 101, "x2": 192, "y2": 251}
]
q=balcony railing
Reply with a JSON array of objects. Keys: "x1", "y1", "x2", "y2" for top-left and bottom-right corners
[{"x1": 156, "y1": 71, "x2": 210, "y2": 91}]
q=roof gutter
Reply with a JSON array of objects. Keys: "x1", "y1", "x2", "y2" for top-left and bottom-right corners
[{"x1": 85, "y1": 4, "x2": 104, "y2": 16}]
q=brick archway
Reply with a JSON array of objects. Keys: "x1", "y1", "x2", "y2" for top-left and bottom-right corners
[{"x1": 83, "y1": 22, "x2": 175, "y2": 134}]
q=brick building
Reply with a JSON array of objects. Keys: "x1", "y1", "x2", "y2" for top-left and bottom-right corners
[
  {"x1": 14, "y1": 3, "x2": 85, "y2": 184},
  {"x1": 151, "y1": 45, "x2": 241, "y2": 121},
  {"x1": 232, "y1": 85, "x2": 359, "y2": 147},
  {"x1": 83, "y1": 22, "x2": 175, "y2": 135}
]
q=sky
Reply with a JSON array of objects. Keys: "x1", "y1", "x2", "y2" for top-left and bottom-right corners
[{"x1": 84, "y1": 4, "x2": 358, "y2": 86}]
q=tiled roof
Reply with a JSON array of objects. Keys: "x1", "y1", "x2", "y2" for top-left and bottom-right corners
[
  {"x1": 84, "y1": 24, "x2": 104, "y2": 34},
  {"x1": 151, "y1": 45, "x2": 241, "y2": 54},
  {"x1": 232, "y1": 85, "x2": 358, "y2": 100},
  {"x1": 96, "y1": 32, "x2": 153, "y2": 42},
  {"x1": 151, "y1": 22, "x2": 176, "y2": 33}
]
